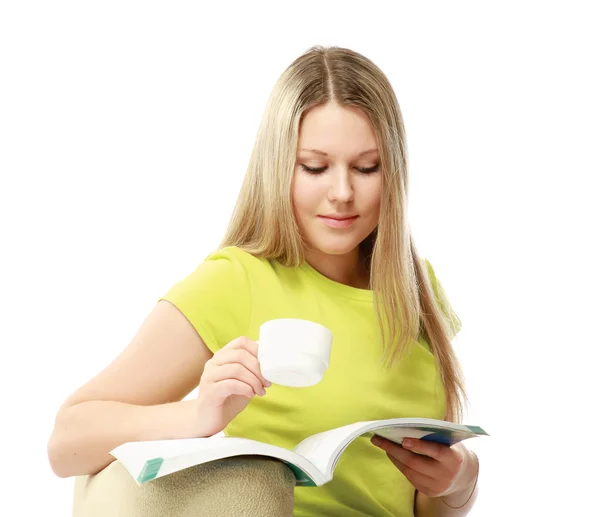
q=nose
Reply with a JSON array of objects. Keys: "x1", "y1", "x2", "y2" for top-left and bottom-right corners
[{"x1": 327, "y1": 168, "x2": 354, "y2": 203}]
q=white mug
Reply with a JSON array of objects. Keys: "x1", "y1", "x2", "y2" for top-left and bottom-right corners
[{"x1": 258, "y1": 318, "x2": 333, "y2": 387}]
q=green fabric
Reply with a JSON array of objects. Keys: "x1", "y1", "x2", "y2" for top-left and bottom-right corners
[{"x1": 160, "y1": 246, "x2": 461, "y2": 517}]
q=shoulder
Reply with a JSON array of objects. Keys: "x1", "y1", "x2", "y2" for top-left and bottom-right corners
[
  {"x1": 205, "y1": 245, "x2": 265, "y2": 267},
  {"x1": 198, "y1": 246, "x2": 279, "y2": 289},
  {"x1": 199, "y1": 246, "x2": 257, "y2": 273},
  {"x1": 420, "y1": 257, "x2": 437, "y2": 291},
  {"x1": 207, "y1": 246, "x2": 279, "y2": 276},
  {"x1": 164, "y1": 246, "x2": 259, "y2": 297},
  {"x1": 420, "y1": 257, "x2": 462, "y2": 336},
  {"x1": 422, "y1": 258, "x2": 448, "y2": 297},
  {"x1": 421, "y1": 257, "x2": 435, "y2": 278},
  {"x1": 419, "y1": 257, "x2": 446, "y2": 301}
]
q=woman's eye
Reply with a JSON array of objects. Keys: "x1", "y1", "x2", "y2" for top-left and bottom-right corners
[
  {"x1": 300, "y1": 164, "x2": 327, "y2": 174},
  {"x1": 358, "y1": 165, "x2": 380, "y2": 174},
  {"x1": 299, "y1": 164, "x2": 380, "y2": 174}
]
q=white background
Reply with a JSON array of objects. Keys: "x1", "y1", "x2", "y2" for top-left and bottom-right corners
[{"x1": 1, "y1": 1, "x2": 598, "y2": 515}]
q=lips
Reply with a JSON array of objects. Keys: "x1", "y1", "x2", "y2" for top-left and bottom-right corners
[
  {"x1": 317, "y1": 215, "x2": 359, "y2": 228},
  {"x1": 321, "y1": 215, "x2": 358, "y2": 220}
]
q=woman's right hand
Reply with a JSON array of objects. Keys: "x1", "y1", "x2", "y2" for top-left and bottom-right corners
[{"x1": 195, "y1": 336, "x2": 271, "y2": 437}]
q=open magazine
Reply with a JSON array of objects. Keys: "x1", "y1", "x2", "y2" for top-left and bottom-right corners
[{"x1": 111, "y1": 417, "x2": 488, "y2": 487}]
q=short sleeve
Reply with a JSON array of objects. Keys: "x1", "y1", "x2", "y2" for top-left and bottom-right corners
[
  {"x1": 424, "y1": 259, "x2": 463, "y2": 339},
  {"x1": 158, "y1": 246, "x2": 252, "y2": 354}
]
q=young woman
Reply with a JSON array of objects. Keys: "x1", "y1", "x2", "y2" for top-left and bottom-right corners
[{"x1": 48, "y1": 45, "x2": 479, "y2": 516}]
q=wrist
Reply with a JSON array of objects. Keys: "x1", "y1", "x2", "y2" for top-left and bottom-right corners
[
  {"x1": 137, "y1": 399, "x2": 204, "y2": 440},
  {"x1": 176, "y1": 399, "x2": 200, "y2": 437},
  {"x1": 176, "y1": 399, "x2": 216, "y2": 438},
  {"x1": 440, "y1": 450, "x2": 479, "y2": 509}
]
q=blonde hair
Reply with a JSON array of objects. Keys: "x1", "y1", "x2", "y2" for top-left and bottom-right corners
[{"x1": 220, "y1": 45, "x2": 468, "y2": 423}]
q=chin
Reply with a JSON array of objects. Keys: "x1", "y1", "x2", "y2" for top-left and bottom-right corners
[{"x1": 310, "y1": 237, "x2": 363, "y2": 256}]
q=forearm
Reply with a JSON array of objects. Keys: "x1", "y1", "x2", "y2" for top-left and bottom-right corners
[
  {"x1": 415, "y1": 451, "x2": 479, "y2": 517},
  {"x1": 47, "y1": 399, "x2": 199, "y2": 478}
]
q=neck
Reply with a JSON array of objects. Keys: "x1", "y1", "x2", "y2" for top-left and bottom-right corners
[{"x1": 305, "y1": 246, "x2": 370, "y2": 289}]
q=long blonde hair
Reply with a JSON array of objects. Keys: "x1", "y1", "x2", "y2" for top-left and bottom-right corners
[{"x1": 220, "y1": 45, "x2": 467, "y2": 423}]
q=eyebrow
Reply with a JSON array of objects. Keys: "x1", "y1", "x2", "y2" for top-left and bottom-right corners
[{"x1": 299, "y1": 148, "x2": 379, "y2": 157}]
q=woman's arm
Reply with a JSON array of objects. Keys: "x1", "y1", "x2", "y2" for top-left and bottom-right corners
[
  {"x1": 48, "y1": 399, "x2": 204, "y2": 478},
  {"x1": 414, "y1": 450, "x2": 479, "y2": 517},
  {"x1": 47, "y1": 300, "x2": 213, "y2": 478}
]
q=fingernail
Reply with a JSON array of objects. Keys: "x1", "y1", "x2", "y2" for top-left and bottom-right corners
[
  {"x1": 371, "y1": 436, "x2": 382, "y2": 446},
  {"x1": 403, "y1": 439, "x2": 414, "y2": 448},
  {"x1": 265, "y1": 380, "x2": 272, "y2": 387},
  {"x1": 260, "y1": 388, "x2": 266, "y2": 396}
]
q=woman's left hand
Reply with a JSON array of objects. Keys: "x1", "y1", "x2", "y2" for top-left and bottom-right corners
[{"x1": 370, "y1": 435, "x2": 476, "y2": 498}]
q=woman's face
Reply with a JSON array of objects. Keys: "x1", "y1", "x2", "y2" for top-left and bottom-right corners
[{"x1": 292, "y1": 101, "x2": 382, "y2": 257}]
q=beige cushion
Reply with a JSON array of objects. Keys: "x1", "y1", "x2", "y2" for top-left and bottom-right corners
[{"x1": 73, "y1": 456, "x2": 295, "y2": 517}]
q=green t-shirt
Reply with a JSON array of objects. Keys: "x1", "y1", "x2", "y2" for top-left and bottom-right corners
[{"x1": 159, "y1": 245, "x2": 461, "y2": 517}]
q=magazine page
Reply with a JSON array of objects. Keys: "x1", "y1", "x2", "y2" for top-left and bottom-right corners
[{"x1": 111, "y1": 435, "x2": 326, "y2": 486}]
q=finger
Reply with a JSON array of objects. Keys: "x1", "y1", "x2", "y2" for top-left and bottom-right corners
[
  {"x1": 386, "y1": 454, "x2": 438, "y2": 496},
  {"x1": 371, "y1": 436, "x2": 405, "y2": 457},
  {"x1": 211, "y1": 379, "x2": 256, "y2": 402},
  {"x1": 371, "y1": 437, "x2": 439, "y2": 478},
  {"x1": 225, "y1": 336, "x2": 259, "y2": 357},
  {"x1": 401, "y1": 439, "x2": 466, "y2": 482},
  {"x1": 401, "y1": 438, "x2": 452, "y2": 462},
  {"x1": 213, "y1": 348, "x2": 271, "y2": 387},
  {"x1": 204, "y1": 363, "x2": 266, "y2": 397}
]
